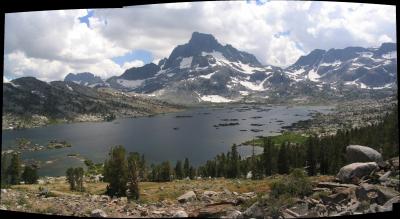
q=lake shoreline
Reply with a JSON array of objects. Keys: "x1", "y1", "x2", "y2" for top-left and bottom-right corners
[{"x1": 2, "y1": 101, "x2": 337, "y2": 132}]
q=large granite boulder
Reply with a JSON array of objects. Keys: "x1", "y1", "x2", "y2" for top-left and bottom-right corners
[
  {"x1": 346, "y1": 145, "x2": 383, "y2": 163},
  {"x1": 337, "y1": 162, "x2": 378, "y2": 183}
]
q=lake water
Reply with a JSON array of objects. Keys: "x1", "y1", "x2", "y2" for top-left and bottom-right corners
[{"x1": 1, "y1": 104, "x2": 333, "y2": 176}]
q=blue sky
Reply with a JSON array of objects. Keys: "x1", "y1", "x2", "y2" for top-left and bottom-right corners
[
  {"x1": 78, "y1": 10, "x2": 94, "y2": 28},
  {"x1": 111, "y1": 49, "x2": 154, "y2": 67}
]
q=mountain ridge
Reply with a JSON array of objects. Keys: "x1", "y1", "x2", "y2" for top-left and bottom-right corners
[{"x1": 54, "y1": 32, "x2": 397, "y2": 103}]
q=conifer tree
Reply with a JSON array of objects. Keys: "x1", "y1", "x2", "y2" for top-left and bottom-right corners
[
  {"x1": 8, "y1": 153, "x2": 21, "y2": 185},
  {"x1": 277, "y1": 143, "x2": 289, "y2": 174},
  {"x1": 103, "y1": 145, "x2": 128, "y2": 197}
]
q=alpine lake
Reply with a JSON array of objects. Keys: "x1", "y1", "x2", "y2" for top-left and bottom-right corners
[{"x1": 2, "y1": 104, "x2": 333, "y2": 176}]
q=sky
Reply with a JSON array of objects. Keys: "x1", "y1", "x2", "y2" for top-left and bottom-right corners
[{"x1": 3, "y1": 1, "x2": 396, "y2": 82}]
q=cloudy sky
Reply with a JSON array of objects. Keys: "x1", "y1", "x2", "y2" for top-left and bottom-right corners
[{"x1": 3, "y1": 0, "x2": 396, "y2": 82}]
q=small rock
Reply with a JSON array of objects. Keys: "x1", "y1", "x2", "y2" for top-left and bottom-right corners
[
  {"x1": 0, "y1": 205, "x2": 7, "y2": 210},
  {"x1": 379, "y1": 171, "x2": 392, "y2": 182},
  {"x1": 223, "y1": 188, "x2": 232, "y2": 195},
  {"x1": 243, "y1": 202, "x2": 264, "y2": 218},
  {"x1": 198, "y1": 203, "x2": 234, "y2": 217},
  {"x1": 246, "y1": 171, "x2": 252, "y2": 179},
  {"x1": 203, "y1": 191, "x2": 218, "y2": 197},
  {"x1": 1, "y1": 189, "x2": 7, "y2": 194},
  {"x1": 91, "y1": 209, "x2": 107, "y2": 217},
  {"x1": 389, "y1": 157, "x2": 399, "y2": 170},
  {"x1": 316, "y1": 182, "x2": 358, "y2": 189},
  {"x1": 242, "y1": 192, "x2": 256, "y2": 198},
  {"x1": 172, "y1": 210, "x2": 188, "y2": 217},
  {"x1": 223, "y1": 210, "x2": 242, "y2": 219},
  {"x1": 177, "y1": 191, "x2": 196, "y2": 203},
  {"x1": 236, "y1": 196, "x2": 248, "y2": 205},
  {"x1": 152, "y1": 210, "x2": 166, "y2": 215}
]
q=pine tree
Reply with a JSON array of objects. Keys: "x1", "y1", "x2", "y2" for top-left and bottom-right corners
[
  {"x1": 263, "y1": 137, "x2": 273, "y2": 176},
  {"x1": 74, "y1": 167, "x2": 85, "y2": 192},
  {"x1": 21, "y1": 165, "x2": 38, "y2": 184},
  {"x1": 306, "y1": 137, "x2": 317, "y2": 176},
  {"x1": 189, "y1": 166, "x2": 196, "y2": 179},
  {"x1": 8, "y1": 153, "x2": 22, "y2": 185},
  {"x1": 230, "y1": 144, "x2": 240, "y2": 178},
  {"x1": 183, "y1": 158, "x2": 190, "y2": 178},
  {"x1": 277, "y1": 143, "x2": 289, "y2": 174},
  {"x1": 160, "y1": 161, "x2": 172, "y2": 181},
  {"x1": 127, "y1": 152, "x2": 140, "y2": 200},
  {"x1": 175, "y1": 160, "x2": 184, "y2": 179},
  {"x1": 66, "y1": 168, "x2": 76, "y2": 190},
  {"x1": 139, "y1": 154, "x2": 147, "y2": 181},
  {"x1": 103, "y1": 145, "x2": 128, "y2": 197}
]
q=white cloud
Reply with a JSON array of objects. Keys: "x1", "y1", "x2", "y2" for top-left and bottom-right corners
[
  {"x1": 164, "y1": 2, "x2": 192, "y2": 10},
  {"x1": 122, "y1": 60, "x2": 145, "y2": 70},
  {"x1": 4, "y1": 1, "x2": 396, "y2": 81}
]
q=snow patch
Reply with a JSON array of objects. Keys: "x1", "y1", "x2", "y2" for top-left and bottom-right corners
[
  {"x1": 308, "y1": 69, "x2": 320, "y2": 82},
  {"x1": 319, "y1": 60, "x2": 341, "y2": 67},
  {"x1": 239, "y1": 78, "x2": 268, "y2": 91},
  {"x1": 199, "y1": 71, "x2": 216, "y2": 79},
  {"x1": 382, "y1": 51, "x2": 397, "y2": 59},
  {"x1": 200, "y1": 95, "x2": 233, "y2": 103},
  {"x1": 180, "y1": 57, "x2": 193, "y2": 69},
  {"x1": 239, "y1": 91, "x2": 249, "y2": 96},
  {"x1": 117, "y1": 79, "x2": 144, "y2": 89},
  {"x1": 8, "y1": 81, "x2": 20, "y2": 88},
  {"x1": 66, "y1": 84, "x2": 73, "y2": 91},
  {"x1": 372, "y1": 82, "x2": 394, "y2": 90}
]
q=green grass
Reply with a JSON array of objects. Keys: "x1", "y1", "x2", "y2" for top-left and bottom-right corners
[{"x1": 242, "y1": 131, "x2": 308, "y2": 147}]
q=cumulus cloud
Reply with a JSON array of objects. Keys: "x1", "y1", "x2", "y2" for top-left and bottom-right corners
[
  {"x1": 122, "y1": 60, "x2": 145, "y2": 70},
  {"x1": 4, "y1": 1, "x2": 396, "y2": 81}
]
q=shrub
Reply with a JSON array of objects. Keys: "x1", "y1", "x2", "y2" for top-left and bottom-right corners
[{"x1": 270, "y1": 168, "x2": 312, "y2": 199}]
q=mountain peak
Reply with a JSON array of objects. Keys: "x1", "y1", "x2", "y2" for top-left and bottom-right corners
[{"x1": 188, "y1": 32, "x2": 220, "y2": 48}]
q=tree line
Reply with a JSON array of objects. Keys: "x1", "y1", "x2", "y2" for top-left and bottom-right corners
[
  {"x1": 198, "y1": 104, "x2": 398, "y2": 177},
  {"x1": 1, "y1": 152, "x2": 39, "y2": 187}
]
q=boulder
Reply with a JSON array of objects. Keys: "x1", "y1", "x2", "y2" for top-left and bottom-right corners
[
  {"x1": 317, "y1": 182, "x2": 358, "y2": 189},
  {"x1": 336, "y1": 162, "x2": 378, "y2": 183},
  {"x1": 381, "y1": 196, "x2": 400, "y2": 211},
  {"x1": 389, "y1": 157, "x2": 399, "y2": 171},
  {"x1": 243, "y1": 202, "x2": 265, "y2": 218},
  {"x1": 223, "y1": 210, "x2": 242, "y2": 219},
  {"x1": 378, "y1": 171, "x2": 392, "y2": 182},
  {"x1": 355, "y1": 183, "x2": 400, "y2": 205},
  {"x1": 177, "y1": 191, "x2": 196, "y2": 203},
  {"x1": 346, "y1": 145, "x2": 382, "y2": 163},
  {"x1": 223, "y1": 188, "x2": 232, "y2": 195},
  {"x1": 198, "y1": 203, "x2": 235, "y2": 217},
  {"x1": 203, "y1": 191, "x2": 218, "y2": 197},
  {"x1": 172, "y1": 210, "x2": 188, "y2": 217},
  {"x1": 91, "y1": 209, "x2": 107, "y2": 217}
]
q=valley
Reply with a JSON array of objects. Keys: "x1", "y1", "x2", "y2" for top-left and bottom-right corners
[{"x1": 1, "y1": 32, "x2": 398, "y2": 219}]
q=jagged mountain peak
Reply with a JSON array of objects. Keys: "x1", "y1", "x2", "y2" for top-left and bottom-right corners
[{"x1": 64, "y1": 72, "x2": 106, "y2": 88}]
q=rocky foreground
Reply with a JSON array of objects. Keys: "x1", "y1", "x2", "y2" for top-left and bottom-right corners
[{"x1": 1, "y1": 145, "x2": 399, "y2": 218}]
